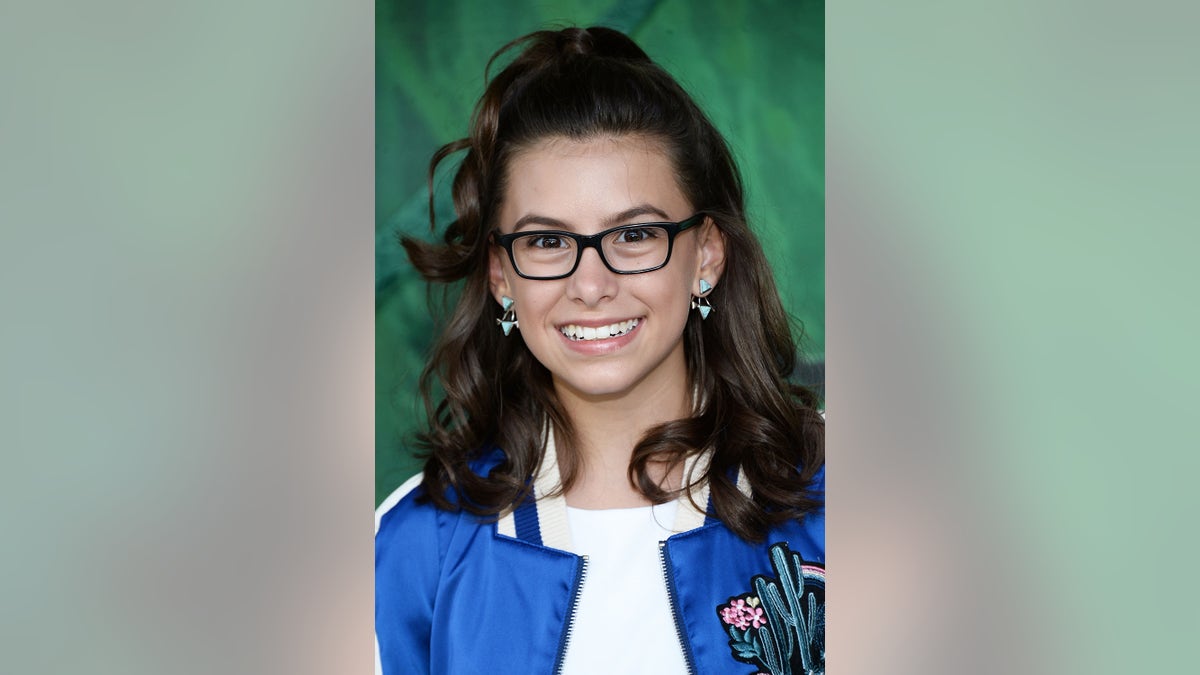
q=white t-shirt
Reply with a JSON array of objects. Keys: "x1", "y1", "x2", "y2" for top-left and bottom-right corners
[{"x1": 559, "y1": 500, "x2": 689, "y2": 674}]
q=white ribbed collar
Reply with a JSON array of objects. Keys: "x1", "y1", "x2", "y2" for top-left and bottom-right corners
[{"x1": 496, "y1": 424, "x2": 726, "y2": 549}]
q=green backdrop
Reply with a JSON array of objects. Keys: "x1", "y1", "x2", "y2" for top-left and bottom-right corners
[{"x1": 377, "y1": 0, "x2": 824, "y2": 504}]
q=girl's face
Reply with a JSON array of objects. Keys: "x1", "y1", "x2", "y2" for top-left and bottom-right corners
[{"x1": 489, "y1": 135, "x2": 725, "y2": 406}]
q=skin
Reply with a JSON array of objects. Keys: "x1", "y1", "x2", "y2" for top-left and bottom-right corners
[{"x1": 489, "y1": 135, "x2": 726, "y2": 508}]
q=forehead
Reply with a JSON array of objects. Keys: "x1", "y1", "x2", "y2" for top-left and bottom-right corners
[{"x1": 499, "y1": 135, "x2": 691, "y2": 230}]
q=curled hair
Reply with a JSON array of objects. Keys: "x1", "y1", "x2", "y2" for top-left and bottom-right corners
[{"x1": 402, "y1": 26, "x2": 823, "y2": 541}]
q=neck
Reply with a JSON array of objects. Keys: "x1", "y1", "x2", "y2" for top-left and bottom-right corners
[{"x1": 553, "y1": 373, "x2": 691, "y2": 509}]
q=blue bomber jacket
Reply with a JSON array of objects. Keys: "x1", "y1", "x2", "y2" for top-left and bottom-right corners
[{"x1": 375, "y1": 446, "x2": 824, "y2": 675}]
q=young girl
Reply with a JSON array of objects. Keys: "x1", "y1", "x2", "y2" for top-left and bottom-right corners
[{"x1": 376, "y1": 26, "x2": 824, "y2": 675}]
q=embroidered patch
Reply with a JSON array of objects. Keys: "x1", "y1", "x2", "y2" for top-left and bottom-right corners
[{"x1": 715, "y1": 542, "x2": 824, "y2": 675}]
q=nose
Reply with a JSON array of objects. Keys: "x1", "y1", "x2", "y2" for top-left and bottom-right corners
[{"x1": 565, "y1": 244, "x2": 618, "y2": 306}]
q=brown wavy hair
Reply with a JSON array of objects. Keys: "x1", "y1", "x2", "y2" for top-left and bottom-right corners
[{"x1": 402, "y1": 26, "x2": 823, "y2": 541}]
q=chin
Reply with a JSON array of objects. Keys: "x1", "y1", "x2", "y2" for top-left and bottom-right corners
[
  {"x1": 553, "y1": 373, "x2": 643, "y2": 401},
  {"x1": 562, "y1": 382, "x2": 634, "y2": 401}
]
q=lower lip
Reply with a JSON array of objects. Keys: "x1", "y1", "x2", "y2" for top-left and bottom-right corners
[{"x1": 558, "y1": 320, "x2": 642, "y2": 355}]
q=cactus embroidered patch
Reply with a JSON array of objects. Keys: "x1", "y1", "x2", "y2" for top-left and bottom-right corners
[{"x1": 715, "y1": 543, "x2": 824, "y2": 675}]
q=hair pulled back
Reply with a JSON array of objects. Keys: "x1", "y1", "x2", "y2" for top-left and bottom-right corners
[{"x1": 402, "y1": 26, "x2": 822, "y2": 541}]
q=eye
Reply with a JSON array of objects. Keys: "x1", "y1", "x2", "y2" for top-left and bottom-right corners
[
  {"x1": 523, "y1": 234, "x2": 567, "y2": 249},
  {"x1": 614, "y1": 227, "x2": 660, "y2": 244}
]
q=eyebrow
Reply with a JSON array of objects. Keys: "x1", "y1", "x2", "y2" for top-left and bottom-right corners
[{"x1": 511, "y1": 204, "x2": 674, "y2": 232}]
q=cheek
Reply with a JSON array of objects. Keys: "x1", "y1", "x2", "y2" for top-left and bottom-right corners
[
  {"x1": 637, "y1": 276, "x2": 694, "y2": 319},
  {"x1": 511, "y1": 284, "x2": 560, "y2": 322}
]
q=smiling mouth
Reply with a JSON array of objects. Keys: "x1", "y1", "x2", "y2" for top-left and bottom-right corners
[{"x1": 558, "y1": 318, "x2": 641, "y2": 341}]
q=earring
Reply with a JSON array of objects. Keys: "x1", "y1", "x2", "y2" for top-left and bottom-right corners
[
  {"x1": 497, "y1": 296, "x2": 519, "y2": 336},
  {"x1": 690, "y1": 279, "x2": 714, "y2": 320}
]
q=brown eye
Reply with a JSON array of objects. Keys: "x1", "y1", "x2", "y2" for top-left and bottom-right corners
[
  {"x1": 615, "y1": 227, "x2": 659, "y2": 244},
  {"x1": 525, "y1": 235, "x2": 566, "y2": 249}
]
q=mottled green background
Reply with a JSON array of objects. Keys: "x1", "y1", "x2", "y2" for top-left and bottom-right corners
[{"x1": 376, "y1": 0, "x2": 826, "y2": 503}]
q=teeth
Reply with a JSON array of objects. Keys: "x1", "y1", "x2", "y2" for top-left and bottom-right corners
[{"x1": 560, "y1": 318, "x2": 639, "y2": 341}]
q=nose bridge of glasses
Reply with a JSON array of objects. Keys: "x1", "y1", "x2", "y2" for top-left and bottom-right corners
[{"x1": 576, "y1": 234, "x2": 613, "y2": 272}]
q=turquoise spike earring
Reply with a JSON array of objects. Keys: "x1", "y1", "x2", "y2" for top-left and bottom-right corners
[
  {"x1": 497, "y1": 296, "x2": 519, "y2": 336},
  {"x1": 690, "y1": 279, "x2": 714, "y2": 319}
]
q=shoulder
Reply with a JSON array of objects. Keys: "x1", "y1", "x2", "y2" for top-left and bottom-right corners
[
  {"x1": 744, "y1": 461, "x2": 824, "y2": 562},
  {"x1": 375, "y1": 471, "x2": 445, "y2": 585},
  {"x1": 375, "y1": 446, "x2": 509, "y2": 540},
  {"x1": 375, "y1": 472, "x2": 427, "y2": 536},
  {"x1": 375, "y1": 469, "x2": 440, "y2": 583},
  {"x1": 374, "y1": 446, "x2": 506, "y2": 521}
]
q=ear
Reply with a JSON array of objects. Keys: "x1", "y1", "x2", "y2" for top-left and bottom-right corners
[
  {"x1": 488, "y1": 245, "x2": 512, "y2": 304},
  {"x1": 695, "y1": 217, "x2": 727, "y2": 292}
]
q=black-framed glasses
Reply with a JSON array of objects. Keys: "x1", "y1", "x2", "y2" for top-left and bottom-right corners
[{"x1": 492, "y1": 213, "x2": 704, "y2": 280}]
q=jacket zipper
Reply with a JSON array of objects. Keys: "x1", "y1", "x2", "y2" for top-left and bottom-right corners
[
  {"x1": 552, "y1": 554, "x2": 589, "y2": 675},
  {"x1": 659, "y1": 540, "x2": 698, "y2": 674}
]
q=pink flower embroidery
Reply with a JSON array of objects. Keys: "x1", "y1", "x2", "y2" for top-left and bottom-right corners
[{"x1": 718, "y1": 595, "x2": 763, "y2": 631}]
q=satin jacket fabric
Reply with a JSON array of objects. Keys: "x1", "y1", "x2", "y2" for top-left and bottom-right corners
[{"x1": 375, "y1": 447, "x2": 824, "y2": 675}]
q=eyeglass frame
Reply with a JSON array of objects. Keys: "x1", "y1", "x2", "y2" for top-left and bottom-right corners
[{"x1": 490, "y1": 213, "x2": 706, "y2": 281}]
